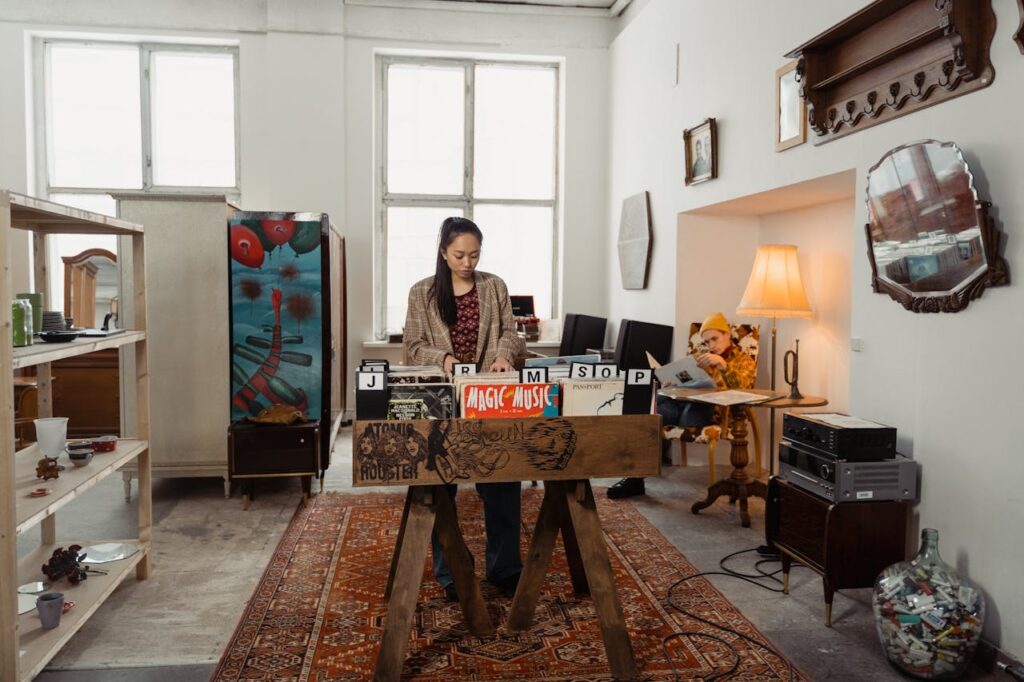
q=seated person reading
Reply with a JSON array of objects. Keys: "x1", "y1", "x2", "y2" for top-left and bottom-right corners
[{"x1": 607, "y1": 311, "x2": 756, "y2": 499}]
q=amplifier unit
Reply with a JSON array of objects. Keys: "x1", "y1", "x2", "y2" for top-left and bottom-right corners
[
  {"x1": 782, "y1": 412, "x2": 896, "y2": 461},
  {"x1": 778, "y1": 441, "x2": 917, "y2": 503}
]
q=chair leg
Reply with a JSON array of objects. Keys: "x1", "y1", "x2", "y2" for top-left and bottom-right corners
[
  {"x1": 707, "y1": 440, "x2": 717, "y2": 486},
  {"x1": 679, "y1": 440, "x2": 688, "y2": 467}
]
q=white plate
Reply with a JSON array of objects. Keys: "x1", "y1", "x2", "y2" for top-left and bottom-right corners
[
  {"x1": 80, "y1": 542, "x2": 139, "y2": 564},
  {"x1": 17, "y1": 593, "x2": 36, "y2": 615}
]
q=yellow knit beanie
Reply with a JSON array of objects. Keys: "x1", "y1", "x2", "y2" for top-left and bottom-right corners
[{"x1": 698, "y1": 311, "x2": 730, "y2": 336}]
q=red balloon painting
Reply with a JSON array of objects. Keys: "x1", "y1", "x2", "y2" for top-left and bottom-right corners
[
  {"x1": 230, "y1": 225, "x2": 265, "y2": 269},
  {"x1": 261, "y1": 219, "x2": 296, "y2": 247}
]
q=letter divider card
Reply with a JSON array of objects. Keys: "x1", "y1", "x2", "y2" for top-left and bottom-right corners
[
  {"x1": 356, "y1": 370, "x2": 389, "y2": 420},
  {"x1": 623, "y1": 368, "x2": 655, "y2": 415}
]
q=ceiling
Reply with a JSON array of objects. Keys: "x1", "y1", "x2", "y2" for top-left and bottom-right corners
[
  {"x1": 444, "y1": 0, "x2": 618, "y2": 7},
  {"x1": 347, "y1": 0, "x2": 632, "y2": 15}
]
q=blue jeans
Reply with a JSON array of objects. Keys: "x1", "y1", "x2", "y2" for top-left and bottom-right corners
[
  {"x1": 432, "y1": 482, "x2": 523, "y2": 588},
  {"x1": 657, "y1": 377, "x2": 716, "y2": 430}
]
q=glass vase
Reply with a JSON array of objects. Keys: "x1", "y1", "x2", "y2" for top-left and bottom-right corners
[{"x1": 873, "y1": 528, "x2": 985, "y2": 679}]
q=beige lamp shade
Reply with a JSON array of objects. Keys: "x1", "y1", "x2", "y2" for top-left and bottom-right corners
[{"x1": 736, "y1": 244, "x2": 812, "y2": 318}]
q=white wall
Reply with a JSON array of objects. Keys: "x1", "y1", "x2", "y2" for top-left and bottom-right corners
[
  {"x1": 343, "y1": 4, "x2": 612, "y2": 383},
  {"x1": 0, "y1": 1, "x2": 613, "y2": 409},
  {"x1": 609, "y1": 0, "x2": 1024, "y2": 657}
]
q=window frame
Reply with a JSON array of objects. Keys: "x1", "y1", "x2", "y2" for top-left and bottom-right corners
[
  {"x1": 375, "y1": 54, "x2": 561, "y2": 339},
  {"x1": 34, "y1": 37, "x2": 242, "y2": 201}
]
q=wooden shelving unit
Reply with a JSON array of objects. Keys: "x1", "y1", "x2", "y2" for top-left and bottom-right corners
[{"x1": 1, "y1": 190, "x2": 152, "y2": 682}]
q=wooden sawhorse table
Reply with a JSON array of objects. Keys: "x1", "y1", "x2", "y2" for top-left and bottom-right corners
[{"x1": 354, "y1": 415, "x2": 661, "y2": 682}]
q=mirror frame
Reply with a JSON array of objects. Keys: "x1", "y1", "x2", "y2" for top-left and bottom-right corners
[
  {"x1": 62, "y1": 248, "x2": 117, "y2": 328},
  {"x1": 864, "y1": 139, "x2": 1008, "y2": 313}
]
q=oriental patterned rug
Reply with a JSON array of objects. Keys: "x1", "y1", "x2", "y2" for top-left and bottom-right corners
[{"x1": 212, "y1": 489, "x2": 803, "y2": 681}]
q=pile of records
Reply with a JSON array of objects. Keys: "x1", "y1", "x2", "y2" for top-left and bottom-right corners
[{"x1": 41, "y1": 311, "x2": 67, "y2": 332}]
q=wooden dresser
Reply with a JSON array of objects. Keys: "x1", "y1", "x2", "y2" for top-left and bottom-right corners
[{"x1": 766, "y1": 476, "x2": 909, "y2": 626}]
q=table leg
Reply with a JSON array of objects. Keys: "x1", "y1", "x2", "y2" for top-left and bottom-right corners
[
  {"x1": 384, "y1": 491, "x2": 414, "y2": 600},
  {"x1": 507, "y1": 480, "x2": 569, "y2": 631},
  {"x1": 373, "y1": 487, "x2": 436, "y2": 682},
  {"x1": 433, "y1": 485, "x2": 494, "y2": 637},
  {"x1": 690, "y1": 409, "x2": 767, "y2": 527},
  {"x1": 560, "y1": 500, "x2": 589, "y2": 596},
  {"x1": 565, "y1": 480, "x2": 641, "y2": 681}
]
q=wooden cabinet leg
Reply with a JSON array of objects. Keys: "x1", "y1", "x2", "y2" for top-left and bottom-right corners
[
  {"x1": 302, "y1": 475, "x2": 312, "y2": 504},
  {"x1": 433, "y1": 485, "x2": 494, "y2": 637},
  {"x1": 564, "y1": 479, "x2": 640, "y2": 681},
  {"x1": 373, "y1": 487, "x2": 436, "y2": 682},
  {"x1": 223, "y1": 477, "x2": 231, "y2": 499},
  {"x1": 824, "y1": 581, "x2": 834, "y2": 628},
  {"x1": 507, "y1": 481, "x2": 569, "y2": 632},
  {"x1": 781, "y1": 554, "x2": 791, "y2": 594}
]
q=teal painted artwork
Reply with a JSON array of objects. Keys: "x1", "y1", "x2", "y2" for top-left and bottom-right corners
[{"x1": 229, "y1": 217, "x2": 324, "y2": 422}]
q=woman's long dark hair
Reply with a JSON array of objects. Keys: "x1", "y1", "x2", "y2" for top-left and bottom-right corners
[{"x1": 431, "y1": 217, "x2": 483, "y2": 326}]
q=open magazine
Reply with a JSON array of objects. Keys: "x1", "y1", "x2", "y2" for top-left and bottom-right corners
[
  {"x1": 645, "y1": 351, "x2": 714, "y2": 387},
  {"x1": 646, "y1": 351, "x2": 781, "y2": 405}
]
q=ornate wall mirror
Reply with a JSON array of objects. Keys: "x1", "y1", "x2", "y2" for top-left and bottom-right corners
[
  {"x1": 63, "y1": 248, "x2": 119, "y2": 329},
  {"x1": 865, "y1": 140, "x2": 1007, "y2": 312}
]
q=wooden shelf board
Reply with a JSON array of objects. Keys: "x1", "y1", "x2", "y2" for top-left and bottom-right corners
[
  {"x1": 12, "y1": 331, "x2": 146, "y2": 370},
  {"x1": 14, "y1": 440, "x2": 148, "y2": 535},
  {"x1": 16, "y1": 539, "x2": 149, "y2": 682},
  {"x1": 6, "y1": 192, "x2": 142, "y2": 235}
]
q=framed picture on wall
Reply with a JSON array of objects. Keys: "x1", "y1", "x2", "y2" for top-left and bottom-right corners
[
  {"x1": 775, "y1": 60, "x2": 806, "y2": 152},
  {"x1": 683, "y1": 117, "x2": 717, "y2": 185}
]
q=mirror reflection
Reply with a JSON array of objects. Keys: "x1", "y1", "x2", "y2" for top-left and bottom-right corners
[
  {"x1": 62, "y1": 249, "x2": 119, "y2": 330},
  {"x1": 866, "y1": 140, "x2": 986, "y2": 294}
]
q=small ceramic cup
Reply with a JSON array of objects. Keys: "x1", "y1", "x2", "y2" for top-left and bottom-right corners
[
  {"x1": 37, "y1": 592, "x2": 65, "y2": 629},
  {"x1": 34, "y1": 418, "x2": 69, "y2": 458}
]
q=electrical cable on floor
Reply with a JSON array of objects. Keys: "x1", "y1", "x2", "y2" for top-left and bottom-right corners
[{"x1": 659, "y1": 547, "x2": 804, "y2": 681}]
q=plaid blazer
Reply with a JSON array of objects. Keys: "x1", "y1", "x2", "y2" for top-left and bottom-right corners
[{"x1": 404, "y1": 271, "x2": 525, "y2": 370}]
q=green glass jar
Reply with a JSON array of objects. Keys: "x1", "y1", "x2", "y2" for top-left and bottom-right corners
[
  {"x1": 874, "y1": 528, "x2": 985, "y2": 679},
  {"x1": 12, "y1": 299, "x2": 32, "y2": 347}
]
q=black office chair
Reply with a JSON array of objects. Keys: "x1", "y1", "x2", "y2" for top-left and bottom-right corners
[
  {"x1": 605, "y1": 318, "x2": 675, "y2": 499},
  {"x1": 613, "y1": 319, "x2": 674, "y2": 370},
  {"x1": 559, "y1": 313, "x2": 607, "y2": 356}
]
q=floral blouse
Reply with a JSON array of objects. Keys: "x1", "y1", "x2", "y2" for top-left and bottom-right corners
[{"x1": 451, "y1": 286, "x2": 480, "y2": 363}]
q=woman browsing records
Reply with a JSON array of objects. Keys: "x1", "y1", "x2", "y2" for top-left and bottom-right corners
[{"x1": 402, "y1": 216, "x2": 526, "y2": 601}]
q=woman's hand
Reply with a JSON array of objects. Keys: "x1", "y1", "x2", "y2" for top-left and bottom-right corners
[
  {"x1": 489, "y1": 357, "x2": 515, "y2": 373},
  {"x1": 696, "y1": 352, "x2": 726, "y2": 371},
  {"x1": 443, "y1": 355, "x2": 455, "y2": 374}
]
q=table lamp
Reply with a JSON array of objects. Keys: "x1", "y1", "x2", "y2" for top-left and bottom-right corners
[{"x1": 736, "y1": 244, "x2": 812, "y2": 473}]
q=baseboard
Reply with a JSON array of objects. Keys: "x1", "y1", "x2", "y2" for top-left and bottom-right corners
[{"x1": 976, "y1": 638, "x2": 1023, "y2": 677}]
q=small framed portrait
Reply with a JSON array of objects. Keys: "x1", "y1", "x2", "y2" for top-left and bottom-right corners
[
  {"x1": 775, "y1": 60, "x2": 806, "y2": 152},
  {"x1": 683, "y1": 117, "x2": 717, "y2": 186}
]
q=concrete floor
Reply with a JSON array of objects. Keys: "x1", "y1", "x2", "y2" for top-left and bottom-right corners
[{"x1": 22, "y1": 429, "x2": 996, "y2": 681}]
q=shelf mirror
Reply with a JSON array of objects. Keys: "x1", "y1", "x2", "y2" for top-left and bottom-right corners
[
  {"x1": 62, "y1": 248, "x2": 119, "y2": 329},
  {"x1": 865, "y1": 139, "x2": 1008, "y2": 313}
]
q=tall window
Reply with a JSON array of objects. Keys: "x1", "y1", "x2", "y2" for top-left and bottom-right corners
[
  {"x1": 37, "y1": 39, "x2": 239, "y2": 301},
  {"x1": 378, "y1": 56, "x2": 559, "y2": 337}
]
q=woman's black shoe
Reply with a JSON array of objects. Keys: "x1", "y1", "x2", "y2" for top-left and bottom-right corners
[
  {"x1": 606, "y1": 477, "x2": 645, "y2": 499},
  {"x1": 493, "y1": 572, "x2": 521, "y2": 597},
  {"x1": 443, "y1": 584, "x2": 458, "y2": 602}
]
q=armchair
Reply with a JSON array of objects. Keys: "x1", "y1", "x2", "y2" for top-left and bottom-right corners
[{"x1": 661, "y1": 323, "x2": 762, "y2": 485}]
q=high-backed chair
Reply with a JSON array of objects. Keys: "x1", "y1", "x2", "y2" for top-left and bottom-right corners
[
  {"x1": 613, "y1": 319, "x2": 673, "y2": 370},
  {"x1": 661, "y1": 323, "x2": 762, "y2": 484},
  {"x1": 558, "y1": 313, "x2": 607, "y2": 357}
]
